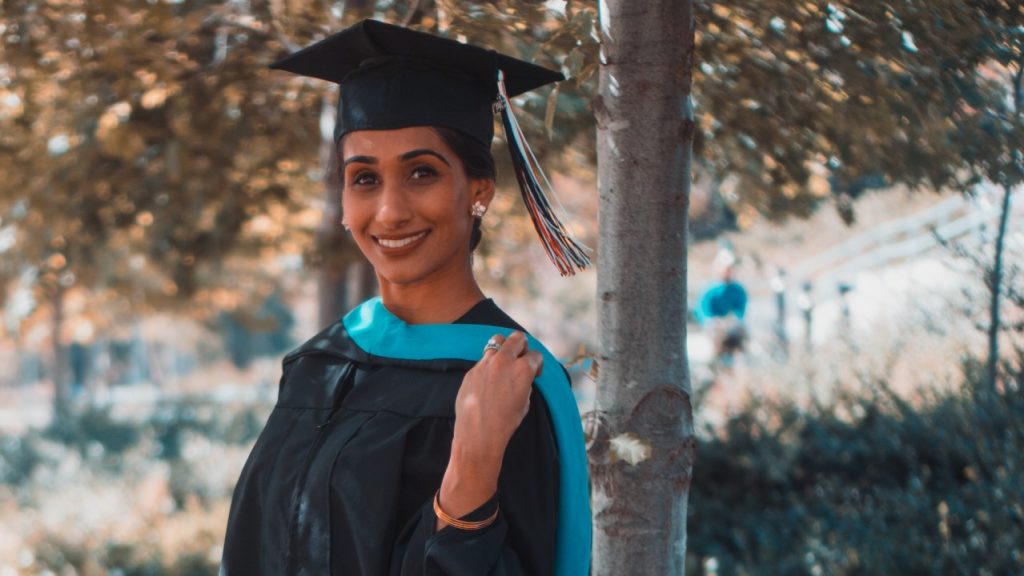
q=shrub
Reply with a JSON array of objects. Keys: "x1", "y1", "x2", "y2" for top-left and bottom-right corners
[
  {"x1": 687, "y1": 355, "x2": 1024, "y2": 575},
  {"x1": 42, "y1": 405, "x2": 140, "y2": 465},
  {"x1": 0, "y1": 433, "x2": 41, "y2": 486}
]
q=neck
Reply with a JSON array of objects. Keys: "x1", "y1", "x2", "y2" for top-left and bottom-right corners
[{"x1": 377, "y1": 259, "x2": 485, "y2": 325}]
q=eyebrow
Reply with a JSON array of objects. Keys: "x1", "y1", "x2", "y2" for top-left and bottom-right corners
[
  {"x1": 342, "y1": 155, "x2": 377, "y2": 169},
  {"x1": 400, "y1": 149, "x2": 451, "y2": 166},
  {"x1": 341, "y1": 149, "x2": 451, "y2": 169}
]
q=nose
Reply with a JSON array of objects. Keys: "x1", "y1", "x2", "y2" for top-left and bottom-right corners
[{"x1": 375, "y1": 180, "x2": 413, "y2": 229}]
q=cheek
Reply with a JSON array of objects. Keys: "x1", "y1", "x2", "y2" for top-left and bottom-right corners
[
  {"x1": 341, "y1": 193, "x2": 370, "y2": 227},
  {"x1": 436, "y1": 202, "x2": 474, "y2": 242},
  {"x1": 434, "y1": 183, "x2": 472, "y2": 226}
]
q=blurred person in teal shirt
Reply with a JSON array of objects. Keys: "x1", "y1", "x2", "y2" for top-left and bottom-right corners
[{"x1": 695, "y1": 252, "x2": 748, "y2": 368}]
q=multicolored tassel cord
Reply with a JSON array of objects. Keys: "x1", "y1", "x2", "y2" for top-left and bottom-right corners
[{"x1": 496, "y1": 69, "x2": 592, "y2": 276}]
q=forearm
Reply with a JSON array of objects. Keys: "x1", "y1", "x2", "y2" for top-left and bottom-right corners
[
  {"x1": 435, "y1": 439, "x2": 503, "y2": 532},
  {"x1": 393, "y1": 392, "x2": 558, "y2": 576}
]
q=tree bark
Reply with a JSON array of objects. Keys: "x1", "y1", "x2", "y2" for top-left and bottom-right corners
[
  {"x1": 592, "y1": 1, "x2": 696, "y2": 574},
  {"x1": 346, "y1": 259, "x2": 377, "y2": 310},
  {"x1": 317, "y1": 97, "x2": 350, "y2": 329}
]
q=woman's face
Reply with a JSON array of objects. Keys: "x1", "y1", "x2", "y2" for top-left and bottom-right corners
[{"x1": 340, "y1": 126, "x2": 493, "y2": 287}]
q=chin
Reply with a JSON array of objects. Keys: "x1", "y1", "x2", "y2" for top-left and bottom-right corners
[
  {"x1": 375, "y1": 266, "x2": 434, "y2": 286},
  {"x1": 373, "y1": 254, "x2": 468, "y2": 288},
  {"x1": 365, "y1": 254, "x2": 438, "y2": 285}
]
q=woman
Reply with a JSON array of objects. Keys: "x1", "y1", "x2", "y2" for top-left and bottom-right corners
[{"x1": 221, "y1": 19, "x2": 591, "y2": 576}]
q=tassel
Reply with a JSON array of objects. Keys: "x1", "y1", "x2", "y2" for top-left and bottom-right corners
[{"x1": 495, "y1": 70, "x2": 592, "y2": 276}]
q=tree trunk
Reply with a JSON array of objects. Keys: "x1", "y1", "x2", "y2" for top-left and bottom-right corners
[
  {"x1": 986, "y1": 182, "x2": 1013, "y2": 393},
  {"x1": 316, "y1": 93, "x2": 354, "y2": 329},
  {"x1": 346, "y1": 259, "x2": 377, "y2": 310},
  {"x1": 318, "y1": 259, "x2": 348, "y2": 329},
  {"x1": 592, "y1": 1, "x2": 696, "y2": 574}
]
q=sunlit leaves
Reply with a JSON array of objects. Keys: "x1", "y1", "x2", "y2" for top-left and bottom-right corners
[
  {"x1": 696, "y1": 0, "x2": 1022, "y2": 225},
  {"x1": 1, "y1": 0, "x2": 1019, "y2": 331},
  {"x1": 0, "y1": 0, "x2": 329, "y2": 332}
]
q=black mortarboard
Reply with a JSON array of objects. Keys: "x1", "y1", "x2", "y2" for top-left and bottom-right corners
[
  {"x1": 270, "y1": 19, "x2": 590, "y2": 275},
  {"x1": 269, "y1": 19, "x2": 562, "y2": 146}
]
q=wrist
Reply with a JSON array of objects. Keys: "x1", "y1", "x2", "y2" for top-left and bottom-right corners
[
  {"x1": 450, "y1": 433, "x2": 504, "y2": 472},
  {"x1": 433, "y1": 489, "x2": 499, "y2": 531},
  {"x1": 445, "y1": 440, "x2": 501, "y2": 489},
  {"x1": 438, "y1": 440, "x2": 501, "y2": 518}
]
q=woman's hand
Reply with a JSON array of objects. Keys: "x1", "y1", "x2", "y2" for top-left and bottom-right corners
[
  {"x1": 453, "y1": 331, "x2": 543, "y2": 464},
  {"x1": 435, "y1": 331, "x2": 543, "y2": 527}
]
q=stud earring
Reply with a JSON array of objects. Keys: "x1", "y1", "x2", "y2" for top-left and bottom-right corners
[
  {"x1": 340, "y1": 219, "x2": 350, "y2": 231},
  {"x1": 471, "y1": 201, "x2": 487, "y2": 218}
]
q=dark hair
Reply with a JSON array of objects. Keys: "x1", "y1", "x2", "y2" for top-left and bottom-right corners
[
  {"x1": 430, "y1": 126, "x2": 496, "y2": 252},
  {"x1": 333, "y1": 126, "x2": 496, "y2": 252}
]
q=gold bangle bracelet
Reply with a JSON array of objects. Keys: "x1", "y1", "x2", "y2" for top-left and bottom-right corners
[{"x1": 433, "y1": 490, "x2": 499, "y2": 531}]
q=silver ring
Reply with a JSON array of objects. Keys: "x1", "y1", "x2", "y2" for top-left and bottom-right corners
[{"x1": 483, "y1": 338, "x2": 502, "y2": 354}]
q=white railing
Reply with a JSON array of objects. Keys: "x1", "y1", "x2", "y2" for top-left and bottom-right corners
[
  {"x1": 746, "y1": 183, "x2": 1021, "y2": 302},
  {"x1": 812, "y1": 186, "x2": 1022, "y2": 295}
]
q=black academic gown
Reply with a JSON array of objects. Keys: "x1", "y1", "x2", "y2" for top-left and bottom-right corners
[{"x1": 221, "y1": 299, "x2": 559, "y2": 575}]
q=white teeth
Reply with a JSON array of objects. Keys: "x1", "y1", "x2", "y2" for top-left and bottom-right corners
[{"x1": 376, "y1": 231, "x2": 427, "y2": 248}]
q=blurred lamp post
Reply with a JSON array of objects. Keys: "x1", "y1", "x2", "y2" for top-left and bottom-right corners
[
  {"x1": 771, "y1": 267, "x2": 788, "y2": 357},
  {"x1": 798, "y1": 281, "x2": 814, "y2": 351},
  {"x1": 837, "y1": 281, "x2": 853, "y2": 331}
]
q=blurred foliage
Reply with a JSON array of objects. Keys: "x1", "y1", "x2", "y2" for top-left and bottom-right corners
[
  {"x1": 688, "y1": 350, "x2": 1024, "y2": 575},
  {"x1": 0, "y1": 0, "x2": 1020, "y2": 322},
  {"x1": 216, "y1": 287, "x2": 295, "y2": 368},
  {"x1": 1, "y1": 396, "x2": 265, "y2": 574},
  {"x1": 0, "y1": 398, "x2": 267, "y2": 489},
  {"x1": 149, "y1": 399, "x2": 264, "y2": 460},
  {"x1": 43, "y1": 403, "x2": 141, "y2": 463},
  {"x1": 0, "y1": 0, "x2": 330, "y2": 333},
  {"x1": 0, "y1": 433, "x2": 41, "y2": 486},
  {"x1": 32, "y1": 535, "x2": 219, "y2": 575},
  {"x1": 695, "y1": 0, "x2": 1023, "y2": 226}
]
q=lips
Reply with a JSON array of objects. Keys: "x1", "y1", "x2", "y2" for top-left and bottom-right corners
[{"x1": 372, "y1": 230, "x2": 430, "y2": 252}]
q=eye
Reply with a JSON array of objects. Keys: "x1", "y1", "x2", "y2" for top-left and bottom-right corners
[
  {"x1": 351, "y1": 171, "x2": 379, "y2": 187},
  {"x1": 410, "y1": 165, "x2": 438, "y2": 180}
]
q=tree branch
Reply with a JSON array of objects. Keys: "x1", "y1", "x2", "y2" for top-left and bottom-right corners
[
  {"x1": 401, "y1": 0, "x2": 424, "y2": 26},
  {"x1": 200, "y1": 13, "x2": 299, "y2": 53}
]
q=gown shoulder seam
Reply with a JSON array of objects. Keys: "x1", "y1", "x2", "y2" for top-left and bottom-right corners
[{"x1": 283, "y1": 348, "x2": 356, "y2": 366}]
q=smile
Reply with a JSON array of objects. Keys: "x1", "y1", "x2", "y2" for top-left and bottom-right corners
[{"x1": 373, "y1": 230, "x2": 430, "y2": 249}]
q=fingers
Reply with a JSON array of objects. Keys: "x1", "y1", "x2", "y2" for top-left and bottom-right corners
[
  {"x1": 523, "y1": 350, "x2": 544, "y2": 377},
  {"x1": 483, "y1": 334, "x2": 506, "y2": 358},
  {"x1": 482, "y1": 331, "x2": 543, "y2": 378},
  {"x1": 497, "y1": 331, "x2": 529, "y2": 359}
]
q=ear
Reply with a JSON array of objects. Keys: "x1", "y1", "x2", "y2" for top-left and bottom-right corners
[{"x1": 469, "y1": 177, "x2": 496, "y2": 209}]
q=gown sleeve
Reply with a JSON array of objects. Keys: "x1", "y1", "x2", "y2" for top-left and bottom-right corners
[{"x1": 390, "y1": 388, "x2": 560, "y2": 576}]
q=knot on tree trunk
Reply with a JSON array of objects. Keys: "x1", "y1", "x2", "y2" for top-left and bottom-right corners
[{"x1": 587, "y1": 385, "x2": 696, "y2": 493}]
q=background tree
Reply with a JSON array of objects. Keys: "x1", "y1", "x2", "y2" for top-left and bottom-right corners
[
  {"x1": 0, "y1": 0, "x2": 342, "y2": 411},
  {"x1": 694, "y1": 0, "x2": 1020, "y2": 225},
  {"x1": 953, "y1": 5, "x2": 1024, "y2": 392}
]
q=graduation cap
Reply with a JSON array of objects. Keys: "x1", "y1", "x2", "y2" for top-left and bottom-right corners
[{"x1": 270, "y1": 19, "x2": 591, "y2": 276}]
